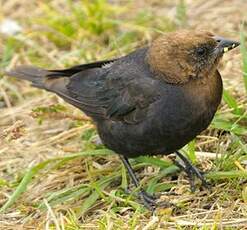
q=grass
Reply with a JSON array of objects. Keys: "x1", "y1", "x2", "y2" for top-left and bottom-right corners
[
  {"x1": 240, "y1": 24, "x2": 247, "y2": 93},
  {"x1": 0, "y1": 0, "x2": 247, "y2": 229}
]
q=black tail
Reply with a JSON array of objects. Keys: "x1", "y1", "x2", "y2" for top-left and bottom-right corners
[
  {"x1": 6, "y1": 59, "x2": 117, "y2": 100},
  {"x1": 5, "y1": 66, "x2": 73, "y2": 96},
  {"x1": 6, "y1": 66, "x2": 49, "y2": 89},
  {"x1": 6, "y1": 59, "x2": 116, "y2": 87},
  {"x1": 5, "y1": 61, "x2": 117, "y2": 118}
]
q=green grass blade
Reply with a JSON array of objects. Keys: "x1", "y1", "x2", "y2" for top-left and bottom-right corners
[
  {"x1": 212, "y1": 118, "x2": 247, "y2": 135},
  {"x1": 206, "y1": 170, "x2": 247, "y2": 180},
  {"x1": 146, "y1": 166, "x2": 179, "y2": 194},
  {"x1": 1, "y1": 37, "x2": 20, "y2": 69},
  {"x1": 240, "y1": 26, "x2": 247, "y2": 92},
  {"x1": 135, "y1": 156, "x2": 173, "y2": 169},
  {"x1": 182, "y1": 140, "x2": 196, "y2": 163},
  {"x1": 48, "y1": 149, "x2": 114, "y2": 161},
  {"x1": 223, "y1": 89, "x2": 242, "y2": 115},
  {"x1": 78, "y1": 177, "x2": 116, "y2": 215},
  {"x1": 121, "y1": 164, "x2": 128, "y2": 190},
  {"x1": 0, "y1": 149, "x2": 114, "y2": 213},
  {"x1": 79, "y1": 189, "x2": 103, "y2": 215},
  {"x1": 0, "y1": 160, "x2": 51, "y2": 213},
  {"x1": 176, "y1": 0, "x2": 187, "y2": 26},
  {"x1": 152, "y1": 182, "x2": 175, "y2": 193},
  {"x1": 38, "y1": 185, "x2": 90, "y2": 209}
]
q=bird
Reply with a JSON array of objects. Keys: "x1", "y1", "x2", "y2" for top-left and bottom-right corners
[{"x1": 6, "y1": 30, "x2": 239, "y2": 210}]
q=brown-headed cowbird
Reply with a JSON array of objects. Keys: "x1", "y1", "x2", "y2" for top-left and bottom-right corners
[{"x1": 6, "y1": 30, "x2": 239, "y2": 209}]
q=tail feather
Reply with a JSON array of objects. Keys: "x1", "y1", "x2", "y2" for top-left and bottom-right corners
[
  {"x1": 6, "y1": 66, "x2": 71, "y2": 97},
  {"x1": 47, "y1": 59, "x2": 116, "y2": 78},
  {"x1": 6, "y1": 58, "x2": 117, "y2": 83},
  {"x1": 6, "y1": 60, "x2": 117, "y2": 104},
  {"x1": 6, "y1": 66, "x2": 49, "y2": 89}
]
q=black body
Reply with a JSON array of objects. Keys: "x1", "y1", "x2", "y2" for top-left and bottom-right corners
[
  {"x1": 7, "y1": 47, "x2": 223, "y2": 158},
  {"x1": 7, "y1": 30, "x2": 240, "y2": 209}
]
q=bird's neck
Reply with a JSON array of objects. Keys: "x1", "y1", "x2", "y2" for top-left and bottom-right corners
[{"x1": 183, "y1": 70, "x2": 223, "y2": 108}]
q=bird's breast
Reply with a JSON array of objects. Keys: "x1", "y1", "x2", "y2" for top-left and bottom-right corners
[
  {"x1": 155, "y1": 70, "x2": 223, "y2": 150},
  {"x1": 97, "y1": 71, "x2": 223, "y2": 158}
]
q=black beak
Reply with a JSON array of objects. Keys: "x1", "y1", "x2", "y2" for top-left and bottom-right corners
[{"x1": 213, "y1": 35, "x2": 240, "y2": 54}]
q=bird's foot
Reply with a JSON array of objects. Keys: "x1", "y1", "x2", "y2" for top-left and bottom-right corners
[
  {"x1": 138, "y1": 190, "x2": 171, "y2": 211},
  {"x1": 185, "y1": 162, "x2": 210, "y2": 192},
  {"x1": 119, "y1": 155, "x2": 171, "y2": 211},
  {"x1": 174, "y1": 158, "x2": 210, "y2": 192},
  {"x1": 138, "y1": 190, "x2": 157, "y2": 211}
]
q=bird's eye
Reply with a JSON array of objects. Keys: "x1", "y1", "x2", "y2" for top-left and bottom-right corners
[{"x1": 196, "y1": 47, "x2": 207, "y2": 56}]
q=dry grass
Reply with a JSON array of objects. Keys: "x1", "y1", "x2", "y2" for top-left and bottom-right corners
[{"x1": 0, "y1": 0, "x2": 247, "y2": 229}]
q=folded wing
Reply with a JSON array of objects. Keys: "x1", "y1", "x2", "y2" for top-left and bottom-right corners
[{"x1": 7, "y1": 59, "x2": 160, "y2": 124}]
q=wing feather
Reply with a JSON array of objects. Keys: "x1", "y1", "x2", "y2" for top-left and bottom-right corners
[{"x1": 63, "y1": 62, "x2": 161, "y2": 123}]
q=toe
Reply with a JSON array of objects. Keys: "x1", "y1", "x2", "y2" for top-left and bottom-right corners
[{"x1": 140, "y1": 191, "x2": 156, "y2": 204}]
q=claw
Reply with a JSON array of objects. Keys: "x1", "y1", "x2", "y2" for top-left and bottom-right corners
[
  {"x1": 139, "y1": 190, "x2": 156, "y2": 204},
  {"x1": 139, "y1": 190, "x2": 156, "y2": 211},
  {"x1": 139, "y1": 190, "x2": 171, "y2": 211},
  {"x1": 119, "y1": 155, "x2": 178, "y2": 211},
  {"x1": 174, "y1": 151, "x2": 211, "y2": 191}
]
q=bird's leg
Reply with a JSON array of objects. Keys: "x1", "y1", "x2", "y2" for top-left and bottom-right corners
[
  {"x1": 173, "y1": 159, "x2": 196, "y2": 192},
  {"x1": 175, "y1": 151, "x2": 210, "y2": 191},
  {"x1": 119, "y1": 155, "x2": 156, "y2": 210}
]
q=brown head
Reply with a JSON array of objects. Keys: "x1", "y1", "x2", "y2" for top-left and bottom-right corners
[{"x1": 147, "y1": 30, "x2": 239, "y2": 84}]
